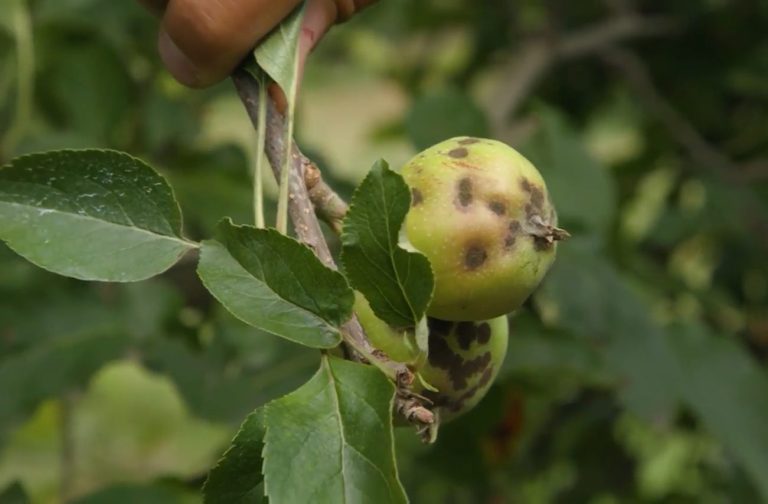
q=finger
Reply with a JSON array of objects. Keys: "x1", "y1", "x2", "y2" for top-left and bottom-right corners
[
  {"x1": 269, "y1": 0, "x2": 335, "y2": 114},
  {"x1": 136, "y1": 0, "x2": 168, "y2": 16},
  {"x1": 298, "y1": 0, "x2": 338, "y2": 76},
  {"x1": 159, "y1": 0, "x2": 303, "y2": 88}
]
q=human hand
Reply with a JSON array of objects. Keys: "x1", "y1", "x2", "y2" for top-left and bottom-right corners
[{"x1": 138, "y1": 0, "x2": 375, "y2": 88}]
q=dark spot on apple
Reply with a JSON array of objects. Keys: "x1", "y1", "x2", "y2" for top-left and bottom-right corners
[
  {"x1": 533, "y1": 237, "x2": 553, "y2": 252},
  {"x1": 530, "y1": 186, "x2": 544, "y2": 210},
  {"x1": 457, "y1": 177, "x2": 473, "y2": 207},
  {"x1": 464, "y1": 245, "x2": 487, "y2": 270},
  {"x1": 458, "y1": 138, "x2": 480, "y2": 145},
  {"x1": 448, "y1": 147, "x2": 469, "y2": 158},
  {"x1": 477, "y1": 323, "x2": 491, "y2": 344},
  {"x1": 456, "y1": 322, "x2": 476, "y2": 350},
  {"x1": 449, "y1": 351, "x2": 492, "y2": 390},
  {"x1": 525, "y1": 203, "x2": 534, "y2": 218},
  {"x1": 520, "y1": 178, "x2": 532, "y2": 193},
  {"x1": 428, "y1": 329, "x2": 492, "y2": 389},
  {"x1": 504, "y1": 220, "x2": 521, "y2": 249},
  {"x1": 411, "y1": 188, "x2": 423, "y2": 206},
  {"x1": 488, "y1": 200, "x2": 506, "y2": 216},
  {"x1": 428, "y1": 317, "x2": 453, "y2": 336}
]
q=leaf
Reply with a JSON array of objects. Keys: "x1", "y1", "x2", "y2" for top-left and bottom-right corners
[
  {"x1": 535, "y1": 238, "x2": 677, "y2": 419},
  {"x1": 0, "y1": 481, "x2": 29, "y2": 504},
  {"x1": 405, "y1": 88, "x2": 490, "y2": 151},
  {"x1": 522, "y1": 106, "x2": 617, "y2": 235},
  {"x1": 251, "y1": 4, "x2": 305, "y2": 102},
  {"x1": 263, "y1": 356, "x2": 407, "y2": 504},
  {"x1": 0, "y1": 333, "x2": 129, "y2": 446},
  {"x1": 249, "y1": 4, "x2": 306, "y2": 233},
  {"x1": 0, "y1": 150, "x2": 196, "y2": 281},
  {"x1": 668, "y1": 324, "x2": 768, "y2": 501},
  {"x1": 197, "y1": 219, "x2": 353, "y2": 348},
  {"x1": 341, "y1": 160, "x2": 434, "y2": 329},
  {"x1": 203, "y1": 409, "x2": 268, "y2": 504},
  {"x1": 72, "y1": 484, "x2": 187, "y2": 504}
]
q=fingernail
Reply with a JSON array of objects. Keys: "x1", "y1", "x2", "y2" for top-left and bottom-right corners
[{"x1": 158, "y1": 30, "x2": 201, "y2": 87}]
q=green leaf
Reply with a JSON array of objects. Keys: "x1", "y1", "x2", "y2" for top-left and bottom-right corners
[
  {"x1": 203, "y1": 409, "x2": 268, "y2": 504},
  {"x1": 0, "y1": 481, "x2": 29, "y2": 504},
  {"x1": 535, "y1": 239, "x2": 676, "y2": 419},
  {"x1": 263, "y1": 356, "x2": 407, "y2": 504},
  {"x1": 523, "y1": 106, "x2": 617, "y2": 234},
  {"x1": 249, "y1": 4, "x2": 306, "y2": 233},
  {"x1": 341, "y1": 160, "x2": 434, "y2": 330},
  {"x1": 251, "y1": 4, "x2": 304, "y2": 102},
  {"x1": 72, "y1": 484, "x2": 187, "y2": 504},
  {"x1": 668, "y1": 324, "x2": 768, "y2": 501},
  {"x1": 406, "y1": 88, "x2": 490, "y2": 151},
  {"x1": 197, "y1": 219, "x2": 353, "y2": 348},
  {"x1": 0, "y1": 150, "x2": 195, "y2": 281},
  {"x1": 0, "y1": 333, "x2": 128, "y2": 444}
]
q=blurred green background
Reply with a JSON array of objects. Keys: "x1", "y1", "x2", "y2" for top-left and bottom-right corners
[{"x1": 1, "y1": 0, "x2": 768, "y2": 502}]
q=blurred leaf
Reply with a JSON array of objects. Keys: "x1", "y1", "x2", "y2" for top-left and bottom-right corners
[
  {"x1": 341, "y1": 160, "x2": 433, "y2": 329},
  {"x1": 71, "y1": 484, "x2": 187, "y2": 504},
  {"x1": 668, "y1": 324, "x2": 768, "y2": 501},
  {"x1": 197, "y1": 219, "x2": 352, "y2": 348},
  {"x1": 406, "y1": 88, "x2": 489, "y2": 150},
  {"x1": 0, "y1": 150, "x2": 195, "y2": 281},
  {"x1": 143, "y1": 336, "x2": 317, "y2": 423},
  {"x1": 0, "y1": 333, "x2": 128, "y2": 445},
  {"x1": 263, "y1": 356, "x2": 406, "y2": 503},
  {"x1": 251, "y1": 4, "x2": 305, "y2": 104},
  {"x1": 42, "y1": 41, "x2": 133, "y2": 144},
  {"x1": 0, "y1": 481, "x2": 29, "y2": 504},
  {"x1": 523, "y1": 106, "x2": 617, "y2": 234},
  {"x1": 203, "y1": 409, "x2": 267, "y2": 504},
  {"x1": 535, "y1": 239, "x2": 676, "y2": 419}
]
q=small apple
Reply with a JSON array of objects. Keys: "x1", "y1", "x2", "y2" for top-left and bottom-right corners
[
  {"x1": 401, "y1": 136, "x2": 567, "y2": 321},
  {"x1": 417, "y1": 316, "x2": 508, "y2": 422}
]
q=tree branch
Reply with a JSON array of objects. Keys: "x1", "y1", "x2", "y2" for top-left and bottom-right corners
[
  {"x1": 231, "y1": 69, "x2": 434, "y2": 431},
  {"x1": 489, "y1": 13, "x2": 677, "y2": 131},
  {"x1": 600, "y1": 47, "x2": 768, "y2": 250}
]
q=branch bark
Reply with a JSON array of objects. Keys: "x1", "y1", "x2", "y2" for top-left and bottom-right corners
[{"x1": 231, "y1": 69, "x2": 434, "y2": 431}]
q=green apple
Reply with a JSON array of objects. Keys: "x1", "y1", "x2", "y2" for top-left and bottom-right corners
[
  {"x1": 353, "y1": 292, "x2": 423, "y2": 365},
  {"x1": 355, "y1": 291, "x2": 508, "y2": 421},
  {"x1": 417, "y1": 316, "x2": 508, "y2": 422},
  {"x1": 401, "y1": 136, "x2": 567, "y2": 321}
]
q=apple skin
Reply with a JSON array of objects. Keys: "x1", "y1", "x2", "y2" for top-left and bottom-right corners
[
  {"x1": 401, "y1": 136, "x2": 566, "y2": 321},
  {"x1": 417, "y1": 316, "x2": 508, "y2": 422},
  {"x1": 353, "y1": 292, "x2": 423, "y2": 365},
  {"x1": 354, "y1": 292, "x2": 508, "y2": 422}
]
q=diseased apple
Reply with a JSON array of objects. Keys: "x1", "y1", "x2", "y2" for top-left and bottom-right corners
[
  {"x1": 417, "y1": 316, "x2": 508, "y2": 422},
  {"x1": 401, "y1": 136, "x2": 568, "y2": 321}
]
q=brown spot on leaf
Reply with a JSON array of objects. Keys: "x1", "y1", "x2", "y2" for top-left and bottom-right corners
[
  {"x1": 448, "y1": 147, "x2": 469, "y2": 158},
  {"x1": 458, "y1": 137, "x2": 480, "y2": 145},
  {"x1": 411, "y1": 188, "x2": 423, "y2": 206},
  {"x1": 464, "y1": 245, "x2": 487, "y2": 270},
  {"x1": 457, "y1": 178, "x2": 473, "y2": 207},
  {"x1": 488, "y1": 200, "x2": 506, "y2": 216}
]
